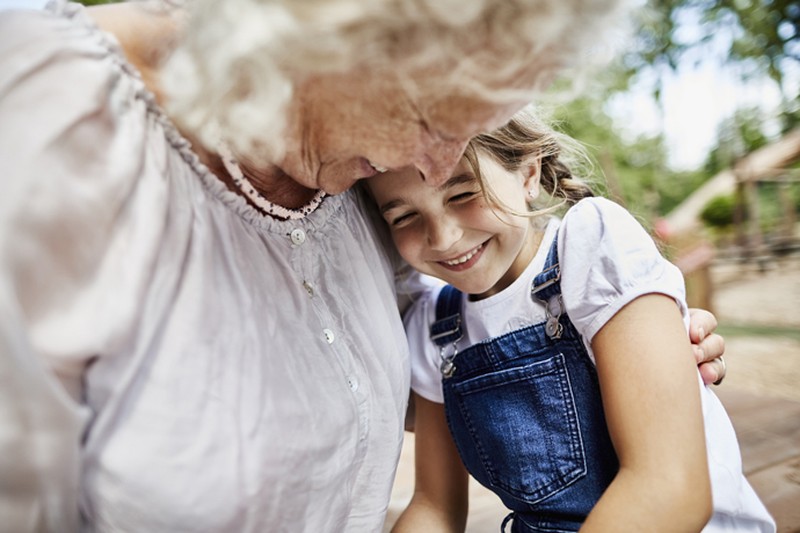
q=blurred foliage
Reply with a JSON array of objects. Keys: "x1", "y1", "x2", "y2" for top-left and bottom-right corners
[
  {"x1": 699, "y1": 180, "x2": 800, "y2": 236},
  {"x1": 700, "y1": 194, "x2": 736, "y2": 228},
  {"x1": 554, "y1": 0, "x2": 800, "y2": 221},
  {"x1": 625, "y1": 0, "x2": 798, "y2": 129},
  {"x1": 756, "y1": 180, "x2": 800, "y2": 232},
  {"x1": 704, "y1": 107, "x2": 772, "y2": 175},
  {"x1": 550, "y1": 96, "x2": 708, "y2": 221}
]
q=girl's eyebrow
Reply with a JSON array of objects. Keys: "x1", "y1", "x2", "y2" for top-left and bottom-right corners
[
  {"x1": 379, "y1": 198, "x2": 407, "y2": 216},
  {"x1": 439, "y1": 173, "x2": 474, "y2": 192}
]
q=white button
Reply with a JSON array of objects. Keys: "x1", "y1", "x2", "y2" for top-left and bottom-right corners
[
  {"x1": 302, "y1": 280, "x2": 314, "y2": 297},
  {"x1": 347, "y1": 376, "x2": 359, "y2": 392},
  {"x1": 290, "y1": 228, "x2": 306, "y2": 245},
  {"x1": 323, "y1": 328, "x2": 335, "y2": 344}
]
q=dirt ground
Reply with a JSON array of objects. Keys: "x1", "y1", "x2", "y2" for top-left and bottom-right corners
[{"x1": 711, "y1": 256, "x2": 800, "y2": 402}]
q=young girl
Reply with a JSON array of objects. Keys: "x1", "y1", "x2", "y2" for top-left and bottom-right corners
[{"x1": 365, "y1": 109, "x2": 775, "y2": 532}]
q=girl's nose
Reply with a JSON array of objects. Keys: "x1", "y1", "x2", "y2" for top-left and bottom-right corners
[{"x1": 427, "y1": 216, "x2": 462, "y2": 252}]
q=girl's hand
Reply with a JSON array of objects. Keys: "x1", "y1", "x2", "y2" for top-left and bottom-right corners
[
  {"x1": 392, "y1": 394, "x2": 468, "y2": 533},
  {"x1": 688, "y1": 308, "x2": 727, "y2": 385}
]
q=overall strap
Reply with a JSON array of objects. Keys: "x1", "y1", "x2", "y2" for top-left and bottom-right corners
[
  {"x1": 531, "y1": 235, "x2": 561, "y2": 300},
  {"x1": 430, "y1": 285, "x2": 463, "y2": 347},
  {"x1": 531, "y1": 235, "x2": 565, "y2": 340},
  {"x1": 430, "y1": 285, "x2": 463, "y2": 378}
]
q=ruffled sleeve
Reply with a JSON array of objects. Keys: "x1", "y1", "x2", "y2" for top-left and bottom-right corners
[
  {"x1": 0, "y1": 3, "x2": 171, "y2": 529},
  {"x1": 559, "y1": 198, "x2": 689, "y2": 346}
]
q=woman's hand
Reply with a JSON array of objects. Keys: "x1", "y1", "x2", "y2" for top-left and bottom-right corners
[{"x1": 688, "y1": 308, "x2": 726, "y2": 385}]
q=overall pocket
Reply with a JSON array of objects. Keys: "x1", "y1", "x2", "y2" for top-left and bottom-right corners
[{"x1": 449, "y1": 353, "x2": 586, "y2": 504}]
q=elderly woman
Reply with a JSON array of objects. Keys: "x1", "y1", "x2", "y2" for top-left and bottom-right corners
[{"x1": 0, "y1": 0, "x2": 726, "y2": 531}]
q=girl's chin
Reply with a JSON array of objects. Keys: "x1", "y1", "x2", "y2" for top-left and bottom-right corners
[{"x1": 443, "y1": 279, "x2": 496, "y2": 299}]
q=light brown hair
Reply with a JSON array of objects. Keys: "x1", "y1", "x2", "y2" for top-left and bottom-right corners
[{"x1": 463, "y1": 108, "x2": 595, "y2": 217}]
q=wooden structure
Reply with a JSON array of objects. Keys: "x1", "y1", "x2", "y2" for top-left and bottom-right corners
[{"x1": 661, "y1": 127, "x2": 800, "y2": 308}]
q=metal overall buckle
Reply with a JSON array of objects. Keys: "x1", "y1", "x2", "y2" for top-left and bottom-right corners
[
  {"x1": 531, "y1": 263, "x2": 563, "y2": 340},
  {"x1": 544, "y1": 294, "x2": 564, "y2": 340},
  {"x1": 430, "y1": 316, "x2": 462, "y2": 378}
]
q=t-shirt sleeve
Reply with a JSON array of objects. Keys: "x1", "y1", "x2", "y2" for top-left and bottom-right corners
[
  {"x1": 559, "y1": 198, "x2": 689, "y2": 345},
  {"x1": 403, "y1": 286, "x2": 447, "y2": 404}
]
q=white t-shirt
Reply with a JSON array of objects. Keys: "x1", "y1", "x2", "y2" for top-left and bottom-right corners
[
  {"x1": 0, "y1": 3, "x2": 412, "y2": 531},
  {"x1": 404, "y1": 197, "x2": 775, "y2": 532}
]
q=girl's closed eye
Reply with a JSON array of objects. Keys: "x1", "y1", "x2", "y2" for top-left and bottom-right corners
[
  {"x1": 388, "y1": 210, "x2": 418, "y2": 228},
  {"x1": 448, "y1": 191, "x2": 478, "y2": 204}
]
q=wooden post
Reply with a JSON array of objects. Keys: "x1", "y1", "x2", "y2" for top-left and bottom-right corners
[{"x1": 778, "y1": 172, "x2": 797, "y2": 240}]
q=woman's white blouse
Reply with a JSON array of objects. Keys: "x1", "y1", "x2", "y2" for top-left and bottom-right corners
[{"x1": 0, "y1": 2, "x2": 410, "y2": 531}]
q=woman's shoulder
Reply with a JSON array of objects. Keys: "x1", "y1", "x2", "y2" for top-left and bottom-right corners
[
  {"x1": 0, "y1": 2, "x2": 142, "y2": 117},
  {"x1": 1, "y1": 1, "x2": 100, "y2": 59},
  {"x1": 0, "y1": 2, "x2": 189, "y2": 250},
  {"x1": 0, "y1": 0, "x2": 182, "y2": 172}
]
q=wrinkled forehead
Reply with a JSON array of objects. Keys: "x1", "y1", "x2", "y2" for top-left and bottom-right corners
[{"x1": 399, "y1": 59, "x2": 553, "y2": 140}]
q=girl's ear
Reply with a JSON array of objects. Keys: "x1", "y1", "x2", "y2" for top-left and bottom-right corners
[{"x1": 523, "y1": 159, "x2": 542, "y2": 200}]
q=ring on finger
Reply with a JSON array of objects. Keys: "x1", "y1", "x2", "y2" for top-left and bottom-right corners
[{"x1": 713, "y1": 355, "x2": 726, "y2": 386}]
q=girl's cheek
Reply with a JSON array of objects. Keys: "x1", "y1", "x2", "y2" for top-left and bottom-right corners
[{"x1": 394, "y1": 233, "x2": 420, "y2": 264}]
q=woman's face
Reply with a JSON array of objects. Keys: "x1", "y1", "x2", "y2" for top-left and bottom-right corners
[{"x1": 278, "y1": 69, "x2": 528, "y2": 195}]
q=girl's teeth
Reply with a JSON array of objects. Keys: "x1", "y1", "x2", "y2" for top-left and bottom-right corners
[{"x1": 445, "y1": 244, "x2": 482, "y2": 266}]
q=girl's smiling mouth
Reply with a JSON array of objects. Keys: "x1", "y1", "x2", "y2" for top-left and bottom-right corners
[{"x1": 438, "y1": 242, "x2": 486, "y2": 270}]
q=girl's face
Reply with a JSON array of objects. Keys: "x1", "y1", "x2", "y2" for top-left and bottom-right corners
[{"x1": 367, "y1": 152, "x2": 541, "y2": 300}]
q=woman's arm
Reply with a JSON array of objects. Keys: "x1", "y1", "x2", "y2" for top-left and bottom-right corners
[
  {"x1": 581, "y1": 294, "x2": 713, "y2": 532},
  {"x1": 392, "y1": 393, "x2": 469, "y2": 533}
]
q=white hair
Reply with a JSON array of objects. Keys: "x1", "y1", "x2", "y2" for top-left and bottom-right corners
[{"x1": 161, "y1": 0, "x2": 635, "y2": 162}]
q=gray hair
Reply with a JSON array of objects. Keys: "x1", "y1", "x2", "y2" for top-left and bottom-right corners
[{"x1": 161, "y1": 0, "x2": 634, "y2": 161}]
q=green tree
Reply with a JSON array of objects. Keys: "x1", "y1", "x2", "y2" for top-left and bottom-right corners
[
  {"x1": 704, "y1": 107, "x2": 771, "y2": 175},
  {"x1": 553, "y1": 0, "x2": 798, "y2": 221},
  {"x1": 626, "y1": 0, "x2": 798, "y2": 132},
  {"x1": 700, "y1": 193, "x2": 736, "y2": 228},
  {"x1": 550, "y1": 96, "x2": 701, "y2": 220}
]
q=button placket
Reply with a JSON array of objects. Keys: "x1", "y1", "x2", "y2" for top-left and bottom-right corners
[
  {"x1": 302, "y1": 280, "x2": 315, "y2": 297},
  {"x1": 288, "y1": 225, "x2": 366, "y2": 443},
  {"x1": 290, "y1": 228, "x2": 306, "y2": 246},
  {"x1": 292, "y1": 230, "x2": 334, "y2": 347}
]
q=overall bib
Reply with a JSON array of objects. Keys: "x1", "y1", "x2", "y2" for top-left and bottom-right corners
[{"x1": 430, "y1": 238, "x2": 619, "y2": 532}]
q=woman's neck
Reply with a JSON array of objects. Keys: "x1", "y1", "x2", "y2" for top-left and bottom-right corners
[
  {"x1": 91, "y1": 3, "x2": 319, "y2": 212},
  {"x1": 204, "y1": 149, "x2": 320, "y2": 210}
]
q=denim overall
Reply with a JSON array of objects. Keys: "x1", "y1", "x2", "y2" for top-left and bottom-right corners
[{"x1": 430, "y1": 237, "x2": 619, "y2": 532}]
